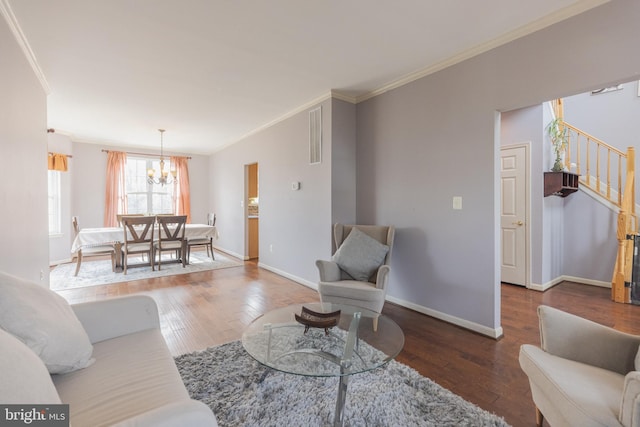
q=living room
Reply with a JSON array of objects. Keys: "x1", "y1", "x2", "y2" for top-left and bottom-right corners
[{"x1": 3, "y1": 1, "x2": 640, "y2": 426}]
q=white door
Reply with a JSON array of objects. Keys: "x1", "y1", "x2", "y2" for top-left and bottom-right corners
[{"x1": 501, "y1": 145, "x2": 528, "y2": 286}]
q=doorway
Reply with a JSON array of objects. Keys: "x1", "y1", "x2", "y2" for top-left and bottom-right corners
[
  {"x1": 500, "y1": 144, "x2": 529, "y2": 287},
  {"x1": 246, "y1": 163, "x2": 259, "y2": 260}
]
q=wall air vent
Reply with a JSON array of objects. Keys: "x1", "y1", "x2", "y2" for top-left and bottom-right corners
[{"x1": 309, "y1": 106, "x2": 322, "y2": 164}]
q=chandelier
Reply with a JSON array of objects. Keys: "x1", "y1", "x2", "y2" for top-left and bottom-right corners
[{"x1": 147, "y1": 129, "x2": 177, "y2": 186}]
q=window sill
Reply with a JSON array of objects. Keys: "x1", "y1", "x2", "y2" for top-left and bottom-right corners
[{"x1": 49, "y1": 233, "x2": 64, "y2": 239}]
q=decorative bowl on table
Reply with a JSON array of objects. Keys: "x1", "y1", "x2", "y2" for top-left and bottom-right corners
[{"x1": 294, "y1": 306, "x2": 341, "y2": 335}]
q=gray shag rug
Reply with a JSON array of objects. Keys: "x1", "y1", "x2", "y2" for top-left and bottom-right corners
[{"x1": 175, "y1": 340, "x2": 510, "y2": 427}]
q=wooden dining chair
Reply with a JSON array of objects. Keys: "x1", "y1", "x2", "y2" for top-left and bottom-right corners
[
  {"x1": 116, "y1": 213, "x2": 144, "y2": 227},
  {"x1": 121, "y1": 216, "x2": 155, "y2": 274},
  {"x1": 72, "y1": 216, "x2": 116, "y2": 276},
  {"x1": 154, "y1": 215, "x2": 188, "y2": 270},
  {"x1": 187, "y1": 213, "x2": 216, "y2": 261}
]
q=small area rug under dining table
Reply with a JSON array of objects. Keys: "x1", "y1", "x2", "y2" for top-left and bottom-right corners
[{"x1": 50, "y1": 251, "x2": 242, "y2": 290}]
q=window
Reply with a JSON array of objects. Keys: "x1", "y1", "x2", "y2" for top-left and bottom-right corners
[
  {"x1": 125, "y1": 157, "x2": 174, "y2": 215},
  {"x1": 48, "y1": 170, "x2": 61, "y2": 235}
]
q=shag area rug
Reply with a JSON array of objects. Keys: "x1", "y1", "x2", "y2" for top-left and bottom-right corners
[
  {"x1": 175, "y1": 340, "x2": 510, "y2": 427},
  {"x1": 50, "y1": 251, "x2": 242, "y2": 290}
]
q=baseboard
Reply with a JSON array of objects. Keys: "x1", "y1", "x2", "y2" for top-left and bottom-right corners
[
  {"x1": 257, "y1": 263, "x2": 318, "y2": 291},
  {"x1": 211, "y1": 245, "x2": 248, "y2": 261},
  {"x1": 561, "y1": 275, "x2": 611, "y2": 288},
  {"x1": 528, "y1": 275, "x2": 610, "y2": 291},
  {"x1": 50, "y1": 257, "x2": 72, "y2": 267},
  {"x1": 251, "y1": 260, "x2": 505, "y2": 338},
  {"x1": 256, "y1": 264, "x2": 503, "y2": 338},
  {"x1": 386, "y1": 295, "x2": 504, "y2": 339}
]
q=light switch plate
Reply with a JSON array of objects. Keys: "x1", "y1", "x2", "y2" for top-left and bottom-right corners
[
  {"x1": 291, "y1": 181, "x2": 300, "y2": 190},
  {"x1": 453, "y1": 196, "x2": 462, "y2": 210}
]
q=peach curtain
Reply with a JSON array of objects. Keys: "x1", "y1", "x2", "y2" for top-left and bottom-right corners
[
  {"x1": 171, "y1": 156, "x2": 191, "y2": 223},
  {"x1": 48, "y1": 153, "x2": 68, "y2": 171},
  {"x1": 104, "y1": 151, "x2": 127, "y2": 227}
]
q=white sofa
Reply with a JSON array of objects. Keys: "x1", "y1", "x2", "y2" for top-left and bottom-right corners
[{"x1": 0, "y1": 288, "x2": 217, "y2": 427}]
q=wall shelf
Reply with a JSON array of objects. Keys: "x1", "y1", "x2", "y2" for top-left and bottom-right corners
[{"x1": 544, "y1": 171, "x2": 579, "y2": 197}]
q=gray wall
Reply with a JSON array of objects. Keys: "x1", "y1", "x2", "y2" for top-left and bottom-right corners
[
  {"x1": 330, "y1": 99, "x2": 357, "y2": 230},
  {"x1": 564, "y1": 81, "x2": 640, "y2": 152},
  {"x1": 0, "y1": 17, "x2": 49, "y2": 284},
  {"x1": 355, "y1": 0, "x2": 640, "y2": 333},
  {"x1": 563, "y1": 190, "x2": 617, "y2": 282},
  {"x1": 209, "y1": 98, "x2": 336, "y2": 283}
]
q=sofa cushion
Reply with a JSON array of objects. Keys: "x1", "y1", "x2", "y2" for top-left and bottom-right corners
[
  {"x1": 0, "y1": 327, "x2": 61, "y2": 404},
  {"x1": 53, "y1": 328, "x2": 190, "y2": 427},
  {"x1": 332, "y1": 228, "x2": 389, "y2": 281},
  {"x1": 0, "y1": 271, "x2": 94, "y2": 374}
]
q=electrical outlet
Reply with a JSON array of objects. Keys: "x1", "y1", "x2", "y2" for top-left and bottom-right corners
[
  {"x1": 269, "y1": 244, "x2": 273, "y2": 253},
  {"x1": 40, "y1": 270, "x2": 44, "y2": 281}
]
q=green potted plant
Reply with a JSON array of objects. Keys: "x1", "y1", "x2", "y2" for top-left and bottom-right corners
[{"x1": 546, "y1": 117, "x2": 568, "y2": 172}]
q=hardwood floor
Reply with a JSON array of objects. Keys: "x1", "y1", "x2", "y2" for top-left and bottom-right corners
[{"x1": 55, "y1": 254, "x2": 640, "y2": 427}]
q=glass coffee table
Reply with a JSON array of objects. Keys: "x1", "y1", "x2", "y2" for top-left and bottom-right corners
[{"x1": 242, "y1": 303, "x2": 404, "y2": 427}]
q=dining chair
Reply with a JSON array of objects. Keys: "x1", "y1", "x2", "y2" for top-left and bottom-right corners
[
  {"x1": 71, "y1": 216, "x2": 116, "y2": 276},
  {"x1": 121, "y1": 216, "x2": 155, "y2": 274},
  {"x1": 187, "y1": 213, "x2": 216, "y2": 261},
  {"x1": 154, "y1": 215, "x2": 188, "y2": 270},
  {"x1": 116, "y1": 213, "x2": 144, "y2": 227}
]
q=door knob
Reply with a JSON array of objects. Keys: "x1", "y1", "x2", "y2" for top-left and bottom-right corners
[{"x1": 513, "y1": 221, "x2": 524, "y2": 226}]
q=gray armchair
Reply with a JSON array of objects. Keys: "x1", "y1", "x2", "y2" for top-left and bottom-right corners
[
  {"x1": 316, "y1": 224, "x2": 395, "y2": 330},
  {"x1": 519, "y1": 305, "x2": 640, "y2": 427}
]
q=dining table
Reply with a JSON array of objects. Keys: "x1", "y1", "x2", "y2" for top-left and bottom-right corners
[{"x1": 71, "y1": 224, "x2": 219, "y2": 272}]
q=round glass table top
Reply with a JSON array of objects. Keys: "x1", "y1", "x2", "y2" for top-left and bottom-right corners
[{"x1": 241, "y1": 303, "x2": 405, "y2": 377}]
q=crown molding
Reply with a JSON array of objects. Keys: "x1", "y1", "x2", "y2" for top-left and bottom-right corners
[
  {"x1": 211, "y1": 91, "x2": 335, "y2": 153},
  {"x1": 356, "y1": 0, "x2": 609, "y2": 103},
  {"x1": 0, "y1": 0, "x2": 50, "y2": 94},
  {"x1": 330, "y1": 90, "x2": 357, "y2": 104}
]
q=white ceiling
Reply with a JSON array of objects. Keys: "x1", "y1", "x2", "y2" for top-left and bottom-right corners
[{"x1": 4, "y1": 0, "x2": 605, "y2": 155}]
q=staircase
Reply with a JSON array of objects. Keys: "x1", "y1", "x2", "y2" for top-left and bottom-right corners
[{"x1": 552, "y1": 99, "x2": 637, "y2": 303}]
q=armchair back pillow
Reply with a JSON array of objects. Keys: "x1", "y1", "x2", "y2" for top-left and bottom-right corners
[{"x1": 332, "y1": 228, "x2": 389, "y2": 281}]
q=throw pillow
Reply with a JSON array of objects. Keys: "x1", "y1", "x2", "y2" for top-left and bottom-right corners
[
  {"x1": 332, "y1": 228, "x2": 389, "y2": 281},
  {"x1": 0, "y1": 271, "x2": 94, "y2": 374},
  {"x1": 0, "y1": 327, "x2": 62, "y2": 403}
]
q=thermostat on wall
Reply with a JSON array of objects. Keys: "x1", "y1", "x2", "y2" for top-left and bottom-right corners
[{"x1": 291, "y1": 181, "x2": 300, "y2": 191}]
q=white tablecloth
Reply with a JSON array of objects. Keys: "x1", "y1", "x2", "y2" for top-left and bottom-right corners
[{"x1": 71, "y1": 224, "x2": 218, "y2": 253}]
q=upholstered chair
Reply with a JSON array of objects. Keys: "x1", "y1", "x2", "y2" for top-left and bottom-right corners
[
  {"x1": 316, "y1": 224, "x2": 395, "y2": 331},
  {"x1": 520, "y1": 305, "x2": 640, "y2": 427}
]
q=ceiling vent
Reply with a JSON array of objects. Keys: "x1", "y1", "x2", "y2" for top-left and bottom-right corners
[{"x1": 309, "y1": 107, "x2": 322, "y2": 165}]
